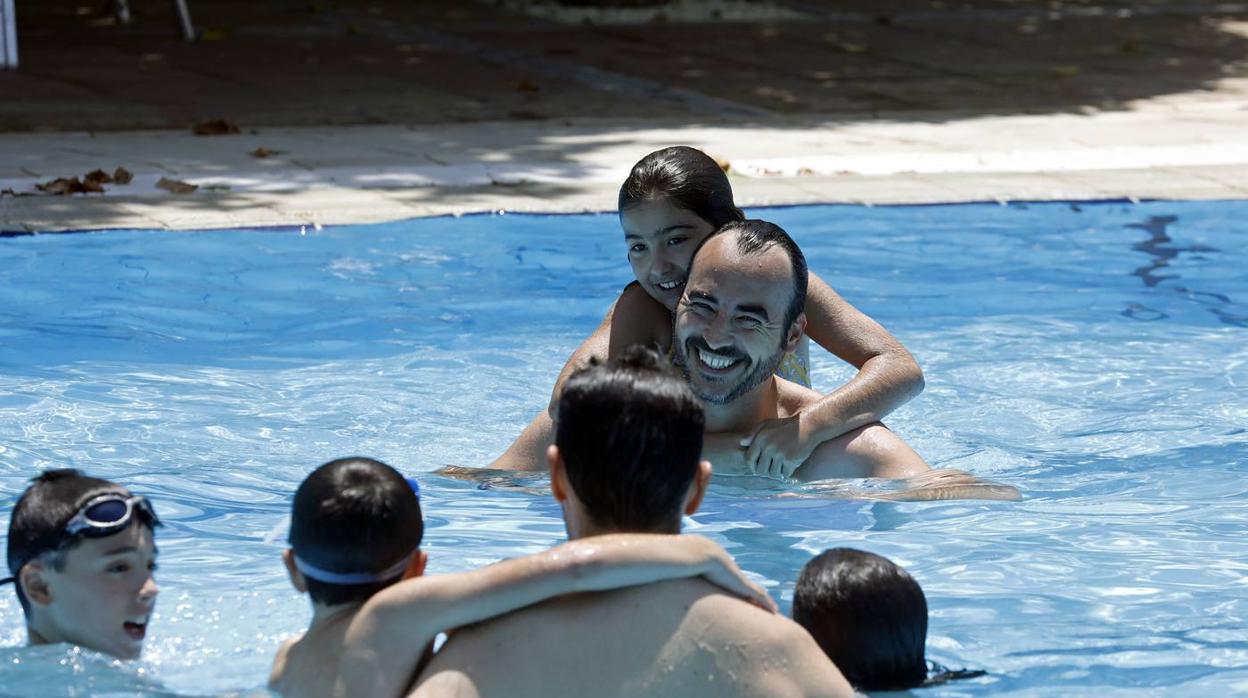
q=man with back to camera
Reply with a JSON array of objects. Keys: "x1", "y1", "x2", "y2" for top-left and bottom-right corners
[
  {"x1": 3, "y1": 469, "x2": 161, "y2": 660},
  {"x1": 338, "y1": 347, "x2": 853, "y2": 698}
]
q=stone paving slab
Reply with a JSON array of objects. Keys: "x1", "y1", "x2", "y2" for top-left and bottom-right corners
[{"x1": 2, "y1": 1, "x2": 1247, "y2": 232}]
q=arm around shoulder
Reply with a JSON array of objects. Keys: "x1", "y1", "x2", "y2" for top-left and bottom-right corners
[{"x1": 802, "y1": 272, "x2": 925, "y2": 423}]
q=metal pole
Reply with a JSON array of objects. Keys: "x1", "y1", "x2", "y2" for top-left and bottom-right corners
[
  {"x1": 1, "y1": 0, "x2": 18, "y2": 70},
  {"x1": 171, "y1": 0, "x2": 195, "y2": 41}
]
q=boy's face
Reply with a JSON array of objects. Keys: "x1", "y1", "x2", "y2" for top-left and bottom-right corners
[{"x1": 32, "y1": 521, "x2": 159, "y2": 659}]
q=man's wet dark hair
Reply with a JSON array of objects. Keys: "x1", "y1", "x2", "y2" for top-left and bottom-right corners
[
  {"x1": 793, "y1": 548, "x2": 929, "y2": 691},
  {"x1": 288, "y1": 457, "x2": 423, "y2": 607},
  {"x1": 555, "y1": 345, "x2": 705, "y2": 533},
  {"x1": 619, "y1": 146, "x2": 746, "y2": 228},
  {"x1": 694, "y1": 219, "x2": 808, "y2": 331},
  {"x1": 5, "y1": 469, "x2": 152, "y2": 616}
]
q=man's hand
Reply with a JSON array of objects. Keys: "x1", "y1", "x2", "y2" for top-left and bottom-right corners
[{"x1": 740, "y1": 413, "x2": 818, "y2": 479}]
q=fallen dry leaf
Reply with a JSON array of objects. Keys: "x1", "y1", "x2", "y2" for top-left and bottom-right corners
[
  {"x1": 156, "y1": 177, "x2": 199, "y2": 194},
  {"x1": 250, "y1": 147, "x2": 286, "y2": 158},
  {"x1": 516, "y1": 79, "x2": 541, "y2": 94},
  {"x1": 193, "y1": 118, "x2": 242, "y2": 136},
  {"x1": 83, "y1": 169, "x2": 113, "y2": 185},
  {"x1": 113, "y1": 167, "x2": 134, "y2": 184},
  {"x1": 36, "y1": 177, "x2": 104, "y2": 195}
]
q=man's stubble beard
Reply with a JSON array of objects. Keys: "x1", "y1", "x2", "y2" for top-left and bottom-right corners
[{"x1": 675, "y1": 335, "x2": 786, "y2": 406}]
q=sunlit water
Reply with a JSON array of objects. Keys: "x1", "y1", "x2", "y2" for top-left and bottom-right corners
[{"x1": 1, "y1": 201, "x2": 1245, "y2": 697}]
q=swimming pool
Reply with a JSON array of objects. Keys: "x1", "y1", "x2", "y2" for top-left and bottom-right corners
[{"x1": 1, "y1": 200, "x2": 1245, "y2": 696}]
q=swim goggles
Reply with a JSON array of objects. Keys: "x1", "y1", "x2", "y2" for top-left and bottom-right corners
[
  {"x1": 1, "y1": 492, "x2": 161, "y2": 586},
  {"x1": 64, "y1": 493, "x2": 162, "y2": 538},
  {"x1": 290, "y1": 476, "x2": 421, "y2": 586}
]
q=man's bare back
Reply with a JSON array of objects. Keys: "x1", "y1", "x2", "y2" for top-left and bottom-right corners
[{"x1": 409, "y1": 578, "x2": 851, "y2": 698}]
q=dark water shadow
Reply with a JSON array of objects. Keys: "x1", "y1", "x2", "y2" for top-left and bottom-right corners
[{"x1": 1123, "y1": 214, "x2": 1247, "y2": 327}]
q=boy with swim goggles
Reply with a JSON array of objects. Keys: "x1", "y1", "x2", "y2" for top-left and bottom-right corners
[{"x1": 4, "y1": 469, "x2": 161, "y2": 660}]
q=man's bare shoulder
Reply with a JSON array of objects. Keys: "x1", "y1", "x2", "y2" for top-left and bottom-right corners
[
  {"x1": 690, "y1": 594, "x2": 854, "y2": 698},
  {"x1": 414, "y1": 579, "x2": 851, "y2": 698}
]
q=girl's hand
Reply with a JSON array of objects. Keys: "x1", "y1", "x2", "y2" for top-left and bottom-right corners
[{"x1": 740, "y1": 413, "x2": 817, "y2": 479}]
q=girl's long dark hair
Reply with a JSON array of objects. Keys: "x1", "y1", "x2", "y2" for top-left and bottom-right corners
[{"x1": 618, "y1": 146, "x2": 745, "y2": 227}]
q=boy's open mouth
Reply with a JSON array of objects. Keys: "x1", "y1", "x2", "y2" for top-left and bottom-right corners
[{"x1": 123, "y1": 621, "x2": 147, "y2": 641}]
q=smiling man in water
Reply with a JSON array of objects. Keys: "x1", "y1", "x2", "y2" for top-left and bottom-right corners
[
  {"x1": 3, "y1": 470, "x2": 160, "y2": 660},
  {"x1": 673, "y1": 220, "x2": 933, "y2": 481}
]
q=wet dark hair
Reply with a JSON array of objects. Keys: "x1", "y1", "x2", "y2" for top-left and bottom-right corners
[
  {"x1": 555, "y1": 345, "x2": 705, "y2": 533},
  {"x1": 618, "y1": 146, "x2": 745, "y2": 228},
  {"x1": 5, "y1": 469, "x2": 153, "y2": 616},
  {"x1": 794, "y1": 548, "x2": 930, "y2": 691},
  {"x1": 289, "y1": 457, "x2": 423, "y2": 607},
  {"x1": 694, "y1": 219, "x2": 808, "y2": 331}
]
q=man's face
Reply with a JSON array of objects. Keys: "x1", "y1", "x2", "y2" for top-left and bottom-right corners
[
  {"x1": 673, "y1": 234, "x2": 797, "y2": 405},
  {"x1": 36, "y1": 522, "x2": 159, "y2": 659}
]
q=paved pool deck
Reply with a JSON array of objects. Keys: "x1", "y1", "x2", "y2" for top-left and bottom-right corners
[{"x1": 2, "y1": 0, "x2": 1247, "y2": 232}]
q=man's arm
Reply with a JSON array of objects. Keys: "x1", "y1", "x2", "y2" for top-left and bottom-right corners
[
  {"x1": 873, "y1": 468, "x2": 1021, "y2": 501},
  {"x1": 334, "y1": 534, "x2": 774, "y2": 698}
]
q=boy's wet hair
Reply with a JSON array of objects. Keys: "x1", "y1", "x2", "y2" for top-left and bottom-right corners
[
  {"x1": 619, "y1": 146, "x2": 746, "y2": 228},
  {"x1": 5, "y1": 469, "x2": 150, "y2": 615},
  {"x1": 555, "y1": 345, "x2": 704, "y2": 533},
  {"x1": 694, "y1": 219, "x2": 809, "y2": 331},
  {"x1": 793, "y1": 548, "x2": 929, "y2": 691},
  {"x1": 289, "y1": 457, "x2": 423, "y2": 607}
]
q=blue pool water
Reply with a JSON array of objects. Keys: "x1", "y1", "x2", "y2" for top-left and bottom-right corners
[{"x1": 1, "y1": 201, "x2": 1246, "y2": 696}]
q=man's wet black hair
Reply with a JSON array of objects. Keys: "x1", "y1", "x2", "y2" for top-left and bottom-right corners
[
  {"x1": 5, "y1": 469, "x2": 153, "y2": 616},
  {"x1": 555, "y1": 345, "x2": 705, "y2": 533},
  {"x1": 793, "y1": 548, "x2": 929, "y2": 691},
  {"x1": 618, "y1": 146, "x2": 746, "y2": 228},
  {"x1": 693, "y1": 219, "x2": 808, "y2": 331},
  {"x1": 289, "y1": 457, "x2": 423, "y2": 607}
]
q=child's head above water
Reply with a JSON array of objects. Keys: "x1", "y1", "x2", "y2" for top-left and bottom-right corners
[
  {"x1": 284, "y1": 457, "x2": 425, "y2": 607},
  {"x1": 4, "y1": 469, "x2": 161, "y2": 659},
  {"x1": 793, "y1": 548, "x2": 928, "y2": 691},
  {"x1": 618, "y1": 146, "x2": 748, "y2": 311},
  {"x1": 619, "y1": 146, "x2": 745, "y2": 229}
]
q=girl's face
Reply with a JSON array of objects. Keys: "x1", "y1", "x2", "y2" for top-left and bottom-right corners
[{"x1": 620, "y1": 197, "x2": 717, "y2": 312}]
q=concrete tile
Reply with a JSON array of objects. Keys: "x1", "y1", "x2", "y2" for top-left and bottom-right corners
[
  {"x1": 1059, "y1": 167, "x2": 1244, "y2": 200},
  {"x1": 924, "y1": 172, "x2": 1103, "y2": 202},
  {"x1": 1, "y1": 196, "x2": 164, "y2": 233}
]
